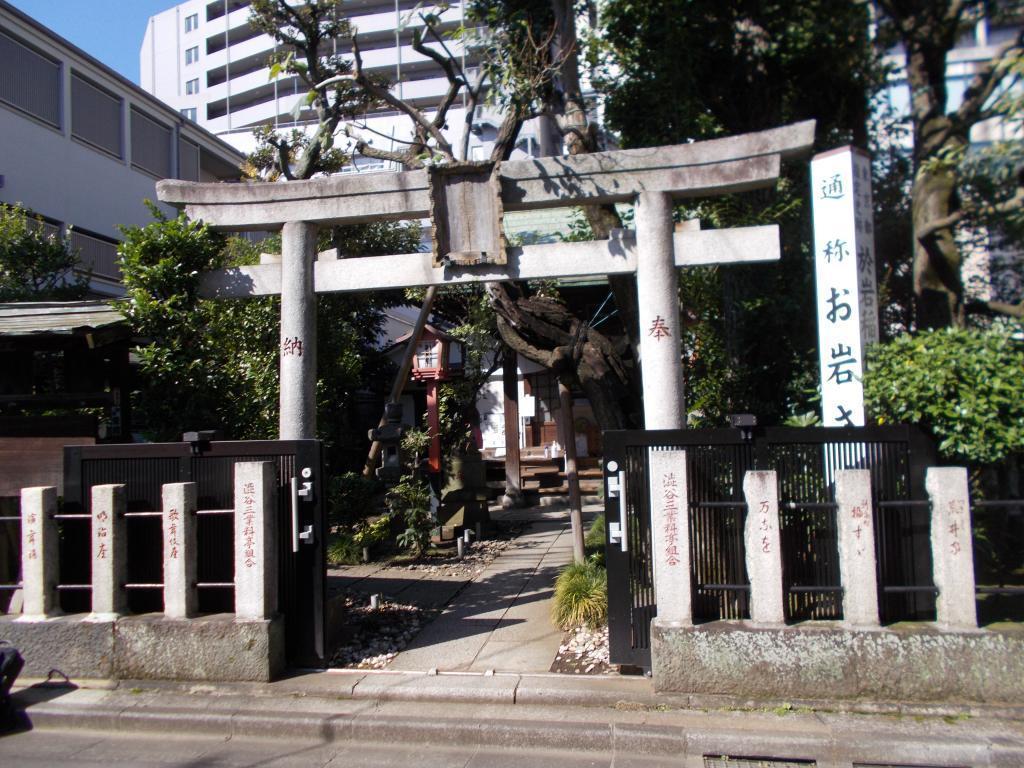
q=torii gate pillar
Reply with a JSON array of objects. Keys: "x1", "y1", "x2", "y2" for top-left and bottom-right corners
[
  {"x1": 280, "y1": 221, "x2": 318, "y2": 440},
  {"x1": 635, "y1": 192, "x2": 685, "y2": 430}
]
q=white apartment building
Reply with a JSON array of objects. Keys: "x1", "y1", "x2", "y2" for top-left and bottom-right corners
[
  {"x1": 141, "y1": 0, "x2": 559, "y2": 163},
  {"x1": 0, "y1": 0, "x2": 244, "y2": 296}
]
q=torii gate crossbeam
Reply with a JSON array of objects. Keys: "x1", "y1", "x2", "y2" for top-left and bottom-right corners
[{"x1": 156, "y1": 120, "x2": 815, "y2": 441}]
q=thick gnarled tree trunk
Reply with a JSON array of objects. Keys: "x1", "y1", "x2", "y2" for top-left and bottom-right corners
[
  {"x1": 878, "y1": 1, "x2": 1024, "y2": 328},
  {"x1": 485, "y1": 0, "x2": 642, "y2": 432}
]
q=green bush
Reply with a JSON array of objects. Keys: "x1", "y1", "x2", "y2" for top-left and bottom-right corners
[
  {"x1": 585, "y1": 513, "x2": 606, "y2": 566},
  {"x1": 0, "y1": 203, "x2": 89, "y2": 300},
  {"x1": 551, "y1": 561, "x2": 608, "y2": 630},
  {"x1": 328, "y1": 472, "x2": 382, "y2": 528},
  {"x1": 326, "y1": 530, "x2": 363, "y2": 566},
  {"x1": 352, "y1": 515, "x2": 391, "y2": 548},
  {"x1": 863, "y1": 326, "x2": 1024, "y2": 464},
  {"x1": 387, "y1": 474, "x2": 433, "y2": 556}
]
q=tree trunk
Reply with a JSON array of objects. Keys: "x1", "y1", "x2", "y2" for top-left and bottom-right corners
[
  {"x1": 898, "y1": 9, "x2": 965, "y2": 329},
  {"x1": 489, "y1": 281, "x2": 634, "y2": 431},
  {"x1": 912, "y1": 158, "x2": 965, "y2": 328},
  {"x1": 481, "y1": 0, "x2": 641, "y2": 433},
  {"x1": 558, "y1": 379, "x2": 585, "y2": 563}
]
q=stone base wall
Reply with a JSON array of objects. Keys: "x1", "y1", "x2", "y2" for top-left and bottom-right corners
[
  {"x1": 651, "y1": 619, "x2": 1024, "y2": 704},
  {"x1": 0, "y1": 613, "x2": 284, "y2": 683}
]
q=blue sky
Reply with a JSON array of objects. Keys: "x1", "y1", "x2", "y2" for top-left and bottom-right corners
[{"x1": 7, "y1": 0, "x2": 177, "y2": 83}]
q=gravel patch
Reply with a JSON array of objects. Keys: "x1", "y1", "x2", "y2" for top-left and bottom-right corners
[
  {"x1": 397, "y1": 536, "x2": 512, "y2": 579},
  {"x1": 549, "y1": 624, "x2": 614, "y2": 675},
  {"x1": 329, "y1": 594, "x2": 437, "y2": 669}
]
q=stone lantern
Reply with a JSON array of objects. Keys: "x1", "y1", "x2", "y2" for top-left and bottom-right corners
[
  {"x1": 368, "y1": 402, "x2": 407, "y2": 485},
  {"x1": 408, "y1": 325, "x2": 463, "y2": 473}
]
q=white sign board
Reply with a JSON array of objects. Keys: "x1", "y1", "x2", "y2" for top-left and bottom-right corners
[
  {"x1": 810, "y1": 147, "x2": 879, "y2": 427},
  {"x1": 519, "y1": 393, "x2": 536, "y2": 419}
]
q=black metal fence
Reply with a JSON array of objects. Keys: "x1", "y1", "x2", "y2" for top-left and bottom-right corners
[
  {"x1": 604, "y1": 425, "x2": 938, "y2": 668},
  {"x1": 972, "y1": 498, "x2": 1024, "y2": 624}
]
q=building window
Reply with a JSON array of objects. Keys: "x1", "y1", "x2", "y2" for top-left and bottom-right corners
[
  {"x1": 0, "y1": 30, "x2": 61, "y2": 127},
  {"x1": 185, "y1": 13, "x2": 199, "y2": 32},
  {"x1": 185, "y1": 78, "x2": 199, "y2": 95},
  {"x1": 130, "y1": 107, "x2": 172, "y2": 179},
  {"x1": 185, "y1": 46, "x2": 199, "y2": 65},
  {"x1": 70, "y1": 229, "x2": 120, "y2": 280},
  {"x1": 177, "y1": 137, "x2": 200, "y2": 181},
  {"x1": 71, "y1": 71, "x2": 122, "y2": 158},
  {"x1": 180, "y1": 107, "x2": 197, "y2": 121}
]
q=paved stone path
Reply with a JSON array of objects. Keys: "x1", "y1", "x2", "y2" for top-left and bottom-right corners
[
  {"x1": 388, "y1": 517, "x2": 575, "y2": 672},
  {"x1": 326, "y1": 502, "x2": 601, "y2": 673}
]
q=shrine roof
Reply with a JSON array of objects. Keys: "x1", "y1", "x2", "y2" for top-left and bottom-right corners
[
  {"x1": 0, "y1": 300, "x2": 127, "y2": 338},
  {"x1": 392, "y1": 323, "x2": 459, "y2": 345}
]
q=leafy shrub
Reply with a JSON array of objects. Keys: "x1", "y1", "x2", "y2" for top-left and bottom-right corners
[
  {"x1": 863, "y1": 326, "x2": 1024, "y2": 464},
  {"x1": 326, "y1": 530, "x2": 362, "y2": 566},
  {"x1": 585, "y1": 513, "x2": 606, "y2": 566},
  {"x1": 352, "y1": 515, "x2": 391, "y2": 548},
  {"x1": 0, "y1": 203, "x2": 89, "y2": 300},
  {"x1": 387, "y1": 475, "x2": 433, "y2": 555},
  {"x1": 551, "y1": 561, "x2": 608, "y2": 630},
  {"x1": 585, "y1": 513, "x2": 606, "y2": 549},
  {"x1": 328, "y1": 472, "x2": 382, "y2": 528}
]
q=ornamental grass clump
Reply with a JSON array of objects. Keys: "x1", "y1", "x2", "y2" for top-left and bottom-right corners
[{"x1": 551, "y1": 561, "x2": 608, "y2": 630}]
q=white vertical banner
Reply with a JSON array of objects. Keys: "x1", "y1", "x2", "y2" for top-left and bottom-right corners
[{"x1": 811, "y1": 147, "x2": 878, "y2": 428}]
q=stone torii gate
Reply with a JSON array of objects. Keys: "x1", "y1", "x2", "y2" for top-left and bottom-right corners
[{"x1": 156, "y1": 120, "x2": 814, "y2": 440}]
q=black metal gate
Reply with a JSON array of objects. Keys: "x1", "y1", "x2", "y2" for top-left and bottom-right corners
[
  {"x1": 62, "y1": 439, "x2": 327, "y2": 668},
  {"x1": 602, "y1": 425, "x2": 934, "y2": 669}
]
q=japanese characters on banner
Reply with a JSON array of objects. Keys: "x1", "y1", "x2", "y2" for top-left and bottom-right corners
[{"x1": 810, "y1": 147, "x2": 879, "y2": 428}]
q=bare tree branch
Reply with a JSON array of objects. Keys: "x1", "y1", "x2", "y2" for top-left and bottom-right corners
[
  {"x1": 352, "y1": 138, "x2": 423, "y2": 168},
  {"x1": 916, "y1": 187, "x2": 1024, "y2": 242},
  {"x1": 266, "y1": 135, "x2": 296, "y2": 180},
  {"x1": 411, "y1": 31, "x2": 464, "y2": 130},
  {"x1": 954, "y1": 31, "x2": 1024, "y2": 128},
  {"x1": 966, "y1": 298, "x2": 1024, "y2": 319},
  {"x1": 345, "y1": 121, "x2": 423, "y2": 147},
  {"x1": 349, "y1": 36, "x2": 455, "y2": 161},
  {"x1": 459, "y1": 69, "x2": 487, "y2": 161}
]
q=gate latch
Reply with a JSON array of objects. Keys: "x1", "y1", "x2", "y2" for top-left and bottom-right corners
[
  {"x1": 608, "y1": 521, "x2": 623, "y2": 544},
  {"x1": 297, "y1": 467, "x2": 314, "y2": 501},
  {"x1": 605, "y1": 463, "x2": 627, "y2": 552}
]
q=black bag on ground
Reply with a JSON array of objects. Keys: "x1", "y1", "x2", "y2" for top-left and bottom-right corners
[{"x1": 0, "y1": 642, "x2": 24, "y2": 731}]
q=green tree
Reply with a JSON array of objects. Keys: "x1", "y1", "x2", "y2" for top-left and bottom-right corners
[
  {"x1": 117, "y1": 207, "x2": 418, "y2": 465},
  {"x1": 117, "y1": 209, "x2": 272, "y2": 440},
  {"x1": 597, "y1": 0, "x2": 883, "y2": 424},
  {"x1": 248, "y1": 0, "x2": 642, "y2": 433},
  {"x1": 873, "y1": 1, "x2": 1023, "y2": 328},
  {"x1": 246, "y1": 0, "x2": 371, "y2": 180},
  {"x1": 0, "y1": 203, "x2": 89, "y2": 301}
]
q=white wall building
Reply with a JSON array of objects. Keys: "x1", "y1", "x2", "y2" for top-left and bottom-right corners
[
  {"x1": 0, "y1": 0, "x2": 244, "y2": 297},
  {"x1": 140, "y1": 0, "x2": 560, "y2": 163}
]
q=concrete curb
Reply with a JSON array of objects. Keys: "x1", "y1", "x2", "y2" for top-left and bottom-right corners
[
  {"x1": 18, "y1": 694, "x2": 1024, "y2": 767},
  {"x1": 16, "y1": 669, "x2": 1024, "y2": 720}
]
